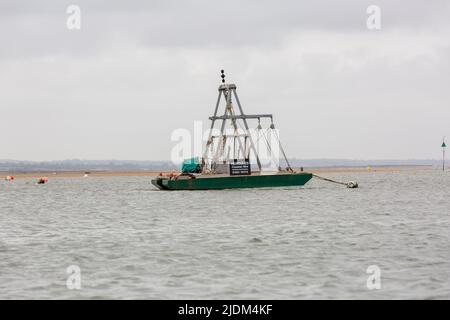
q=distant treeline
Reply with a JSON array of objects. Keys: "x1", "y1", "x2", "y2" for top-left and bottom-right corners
[
  {"x1": 0, "y1": 160, "x2": 178, "y2": 172},
  {"x1": 0, "y1": 159, "x2": 441, "y2": 172}
]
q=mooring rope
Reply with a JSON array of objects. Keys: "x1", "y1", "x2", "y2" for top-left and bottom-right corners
[{"x1": 312, "y1": 174, "x2": 359, "y2": 188}]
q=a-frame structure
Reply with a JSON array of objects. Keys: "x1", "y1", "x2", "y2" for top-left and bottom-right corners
[{"x1": 203, "y1": 70, "x2": 284, "y2": 173}]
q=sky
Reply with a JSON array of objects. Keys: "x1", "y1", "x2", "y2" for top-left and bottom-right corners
[{"x1": 0, "y1": 0, "x2": 449, "y2": 161}]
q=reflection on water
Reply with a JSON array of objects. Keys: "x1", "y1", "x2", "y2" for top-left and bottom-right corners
[{"x1": 0, "y1": 170, "x2": 449, "y2": 299}]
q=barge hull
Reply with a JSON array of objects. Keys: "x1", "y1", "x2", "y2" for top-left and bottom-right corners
[{"x1": 151, "y1": 173, "x2": 313, "y2": 190}]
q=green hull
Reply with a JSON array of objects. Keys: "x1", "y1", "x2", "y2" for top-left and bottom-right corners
[{"x1": 151, "y1": 172, "x2": 313, "y2": 190}]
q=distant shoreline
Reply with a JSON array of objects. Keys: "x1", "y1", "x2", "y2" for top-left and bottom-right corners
[{"x1": 1, "y1": 165, "x2": 434, "y2": 179}]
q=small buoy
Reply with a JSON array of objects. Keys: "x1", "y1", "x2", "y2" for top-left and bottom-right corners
[
  {"x1": 347, "y1": 181, "x2": 358, "y2": 188},
  {"x1": 37, "y1": 177, "x2": 48, "y2": 184},
  {"x1": 5, "y1": 175, "x2": 14, "y2": 181},
  {"x1": 84, "y1": 174, "x2": 89, "y2": 177}
]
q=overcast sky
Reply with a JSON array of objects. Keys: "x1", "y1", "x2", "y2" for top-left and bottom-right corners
[{"x1": 0, "y1": 0, "x2": 449, "y2": 161}]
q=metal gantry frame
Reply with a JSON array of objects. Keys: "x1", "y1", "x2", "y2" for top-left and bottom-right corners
[{"x1": 203, "y1": 83, "x2": 273, "y2": 172}]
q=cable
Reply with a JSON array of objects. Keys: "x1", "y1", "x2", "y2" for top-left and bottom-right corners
[{"x1": 312, "y1": 174, "x2": 359, "y2": 188}]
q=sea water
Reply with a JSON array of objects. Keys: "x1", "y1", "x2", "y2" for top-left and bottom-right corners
[{"x1": 0, "y1": 169, "x2": 449, "y2": 299}]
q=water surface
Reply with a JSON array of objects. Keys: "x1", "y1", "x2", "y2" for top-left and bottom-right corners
[{"x1": 0, "y1": 169, "x2": 449, "y2": 299}]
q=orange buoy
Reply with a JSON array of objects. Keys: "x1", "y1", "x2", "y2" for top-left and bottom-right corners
[
  {"x1": 37, "y1": 177, "x2": 48, "y2": 184},
  {"x1": 5, "y1": 175, "x2": 14, "y2": 181}
]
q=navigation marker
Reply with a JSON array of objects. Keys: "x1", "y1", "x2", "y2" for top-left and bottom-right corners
[{"x1": 442, "y1": 137, "x2": 447, "y2": 172}]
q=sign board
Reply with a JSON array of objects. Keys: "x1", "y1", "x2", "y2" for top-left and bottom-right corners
[{"x1": 229, "y1": 163, "x2": 251, "y2": 176}]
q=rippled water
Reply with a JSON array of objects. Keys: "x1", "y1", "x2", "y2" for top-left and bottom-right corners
[{"x1": 0, "y1": 169, "x2": 449, "y2": 299}]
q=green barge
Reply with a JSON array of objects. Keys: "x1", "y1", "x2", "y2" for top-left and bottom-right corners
[
  {"x1": 152, "y1": 70, "x2": 313, "y2": 191},
  {"x1": 152, "y1": 172, "x2": 312, "y2": 191}
]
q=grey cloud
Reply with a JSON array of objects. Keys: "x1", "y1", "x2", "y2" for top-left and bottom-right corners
[
  {"x1": 1, "y1": 0, "x2": 449, "y2": 59},
  {"x1": 0, "y1": 0, "x2": 449, "y2": 160}
]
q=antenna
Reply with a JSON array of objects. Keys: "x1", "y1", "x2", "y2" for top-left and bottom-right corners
[{"x1": 220, "y1": 69, "x2": 225, "y2": 83}]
